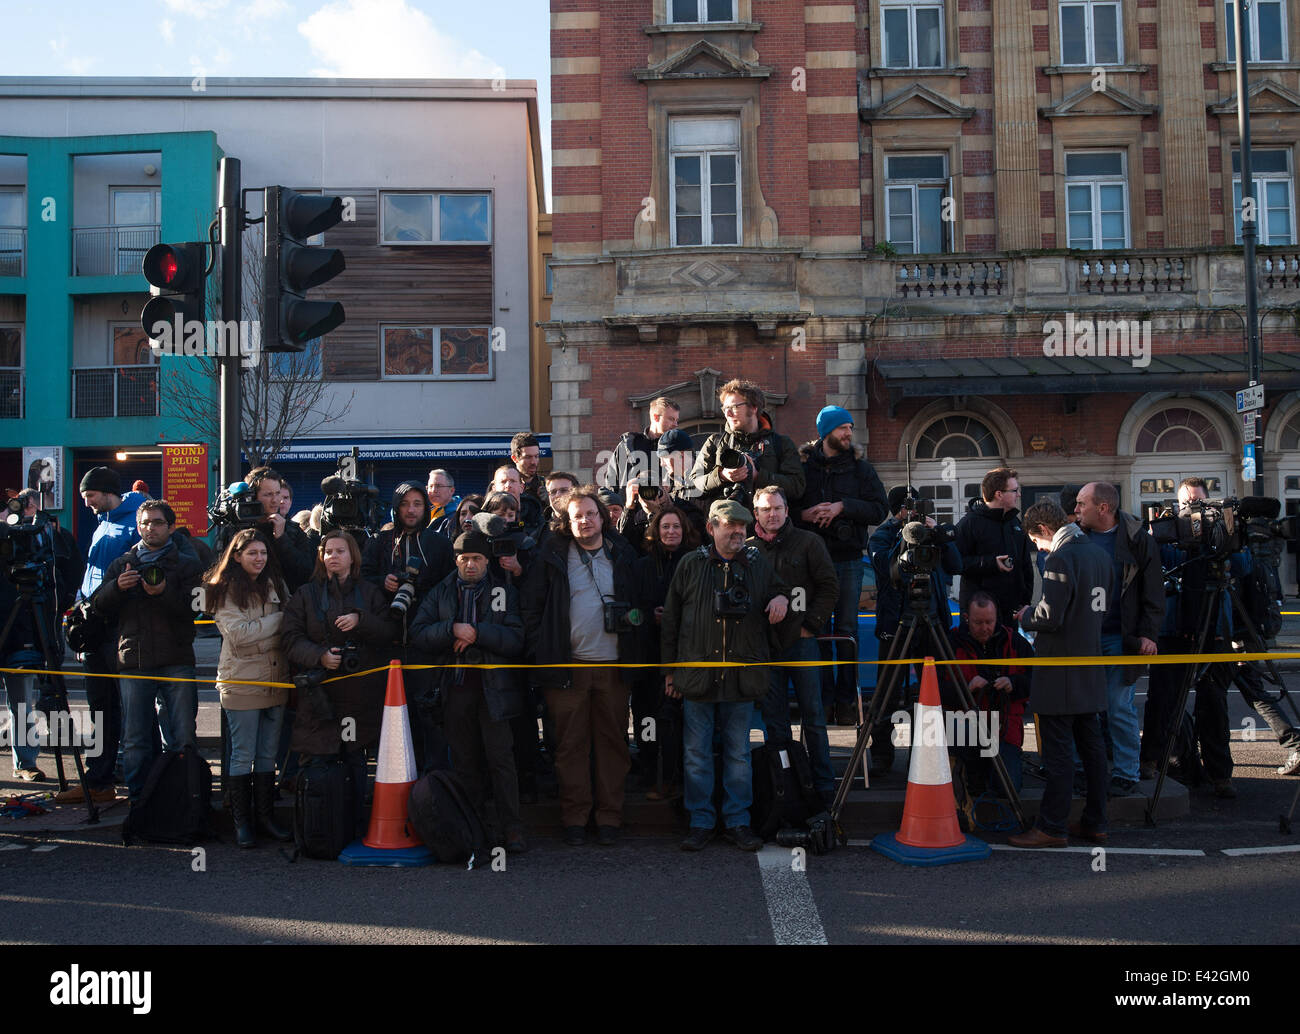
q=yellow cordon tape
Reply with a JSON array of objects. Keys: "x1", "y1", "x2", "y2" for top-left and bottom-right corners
[{"x1": 5, "y1": 650, "x2": 1298, "y2": 690}]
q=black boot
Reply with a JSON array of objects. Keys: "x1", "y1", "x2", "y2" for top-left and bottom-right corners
[
  {"x1": 254, "y1": 771, "x2": 292, "y2": 842},
  {"x1": 230, "y1": 774, "x2": 256, "y2": 849}
]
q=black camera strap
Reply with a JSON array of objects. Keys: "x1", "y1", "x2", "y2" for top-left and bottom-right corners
[
  {"x1": 312, "y1": 577, "x2": 364, "y2": 628},
  {"x1": 575, "y1": 541, "x2": 615, "y2": 605}
]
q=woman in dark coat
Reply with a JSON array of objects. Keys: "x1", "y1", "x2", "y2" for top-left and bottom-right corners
[
  {"x1": 281, "y1": 530, "x2": 398, "y2": 760},
  {"x1": 630, "y1": 506, "x2": 700, "y2": 797}
]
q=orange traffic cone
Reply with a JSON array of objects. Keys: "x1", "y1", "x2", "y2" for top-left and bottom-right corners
[
  {"x1": 339, "y1": 661, "x2": 432, "y2": 866},
  {"x1": 871, "y1": 657, "x2": 990, "y2": 866}
]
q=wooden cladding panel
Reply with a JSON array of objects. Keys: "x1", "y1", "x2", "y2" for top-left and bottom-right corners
[{"x1": 316, "y1": 189, "x2": 493, "y2": 380}]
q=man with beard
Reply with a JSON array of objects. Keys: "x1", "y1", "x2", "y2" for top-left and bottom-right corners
[
  {"x1": 691, "y1": 379, "x2": 804, "y2": 512},
  {"x1": 797, "y1": 406, "x2": 888, "y2": 726},
  {"x1": 662, "y1": 499, "x2": 789, "y2": 852}
]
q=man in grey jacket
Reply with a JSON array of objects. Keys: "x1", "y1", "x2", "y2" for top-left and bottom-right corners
[{"x1": 1009, "y1": 499, "x2": 1112, "y2": 848}]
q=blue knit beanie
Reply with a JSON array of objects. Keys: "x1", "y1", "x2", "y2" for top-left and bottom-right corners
[{"x1": 816, "y1": 405, "x2": 853, "y2": 439}]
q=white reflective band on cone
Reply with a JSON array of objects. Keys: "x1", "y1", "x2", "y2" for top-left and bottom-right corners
[
  {"x1": 906, "y1": 702, "x2": 952, "y2": 786},
  {"x1": 375, "y1": 704, "x2": 418, "y2": 784}
]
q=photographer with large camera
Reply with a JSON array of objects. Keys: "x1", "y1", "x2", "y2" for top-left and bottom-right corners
[
  {"x1": 690, "y1": 379, "x2": 804, "y2": 513},
  {"x1": 1009, "y1": 499, "x2": 1112, "y2": 848},
  {"x1": 361, "y1": 483, "x2": 454, "y2": 623},
  {"x1": 281, "y1": 530, "x2": 397, "y2": 804},
  {"x1": 92, "y1": 500, "x2": 204, "y2": 804},
  {"x1": 409, "y1": 525, "x2": 528, "y2": 854},
  {"x1": 1073, "y1": 481, "x2": 1163, "y2": 797},
  {"x1": 598, "y1": 396, "x2": 681, "y2": 493},
  {"x1": 479, "y1": 491, "x2": 536, "y2": 583},
  {"x1": 214, "y1": 468, "x2": 316, "y2": 594},
  {"x1": 1142, "y1": 477, "x2": 1251, "y2": 798},
  {"x1": 953, "y1": 467, "x2": 1034, "y2": 625},
  {"x1": 1, "y1": 491, "x2": 84, "y2": 783},
  {"x1": 749, "y1": 485, "x2": 840, "y2": 809},
  {"x1": 797, "y1": 406, "x2": 888, "y2": 726},
  {"x1": 867, "y1": 485, "x2": 962, "y2": 773},
  {"x1": 620, "y1": 429, "x2": 706, "y2": 556},
  {"x1": 520, "y1": 486, "x2": 639, "y2": 846},
  {"x1": 662, "y1": 499, "x2": 790, "y2": 852},
  {"x1": 489, "y1": 465, "x2": 544, "y2": 541},
  {"x1": 205, "y1": 529, "x2": 292, "y2": 848}
]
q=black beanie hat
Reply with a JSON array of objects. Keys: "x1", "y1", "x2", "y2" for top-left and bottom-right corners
[
  {"x1": 454, "y1": 528, "x2": 493, "y2": 557},
  {"x1": 80, "y1": 466, "x2": 122, "y2": 496}
]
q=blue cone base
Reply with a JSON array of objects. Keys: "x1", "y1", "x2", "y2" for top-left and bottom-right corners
[
  {"x1": 338, "y1": 839, "x2": 434, "y2": 867},
  {"x1": 870, "y1": 832, "x2": 991, "y2": 867}
]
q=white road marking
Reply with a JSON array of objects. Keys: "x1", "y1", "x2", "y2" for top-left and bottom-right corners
[
  {"x1": 0, "y1": 843, "x2": 26, "y2": 852},
  {"x1": 845, "y1": 839, "x2": 1204, "y2": 856},
  {"x1": 31, "y1": 845, "x2": 57, "y2": 853},
  {"x1": 756, "y1": 845, "x2": 828, "y2": 946},
  {"x1": 1220, "y1": 845, "x2": 1300, "y2": 856}
]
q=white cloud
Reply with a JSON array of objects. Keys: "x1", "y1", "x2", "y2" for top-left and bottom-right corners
[
  {"x1": 160, "y1": 18, "x2": 176, "y2": 43},
  {"x1": 162, "y1": 0, "x2": 230, "y2": 18},
  {"x1": 48, "y1": 36, "x2": 94, "y2": 75},
  {"x1": 236, "y1": 0, "x2": 292, "y2": 21},
  {"x1": 299, "y1": 0, "x2": 504, "y2": 79}
]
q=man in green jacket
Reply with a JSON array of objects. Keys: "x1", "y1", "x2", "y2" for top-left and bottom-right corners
[{"x1": 662, "y1": 499, "x2": 789, "y2": 852}]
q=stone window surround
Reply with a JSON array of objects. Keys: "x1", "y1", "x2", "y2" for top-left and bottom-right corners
[
  {"x1": 869, "y1": 133, "x2": 963, "y2": 253},
  {"x1": 865, "y1": 0, "x2": 956, "y2": 73},
  {"x1": 1045, "y1": 0, "x2": 1139, "y2": 70},
  {"x1": 1050, "y1": 127, "x2": 1140, "y2": 247},
  {"x1": 650, "y1": 0, "x2": 753, "y2": 27}
]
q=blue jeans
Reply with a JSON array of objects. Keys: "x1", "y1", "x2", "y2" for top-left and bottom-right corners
[
  {"x1": 821, "y1": 557, "x2": 863, "y2": 707},
  {"x1": 1073, "y1": 633, "x2": 1141, "y2": 784},
  {"x1": 120, "y1": 666, "x2": 197, "y2": 800},
  {"x1": 224, "y1": 705, "x2": 284, "y2": 776},
  {"x1": 762, "y1": 637, "x2": 835, "y2": 798},
  {"x1": 2, "y1": 651, "x2": 40, "y2": 770},
  {"x1": 683, "y1": 700, "x2": 754, "y2": 830}
]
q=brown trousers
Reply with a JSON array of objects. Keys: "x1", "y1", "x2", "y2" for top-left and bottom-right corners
[{"x1": 546, "y1": 666, "x2": 630, "y2": 828}]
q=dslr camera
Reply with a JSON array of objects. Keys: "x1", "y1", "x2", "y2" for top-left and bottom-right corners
[
  {"x1": 293, "y1": 668, "x2": 333, "y2": 720},
  {"x1": 338, "y1": 640, "x2": 363, "y2": 675},
  {"x1": 389, "y1": 557, "x2": 423, "y2": 619},
  {"x1": 714, "y1": 582, "x2": 752, "y2": 617}
]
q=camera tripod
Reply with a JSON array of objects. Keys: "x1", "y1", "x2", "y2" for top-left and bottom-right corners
[
  {"x1": 0, "y1": 570, "x2": 100, "y2": 822},
  {"x1": 829, "y1": 569, "x2": 1027, "y2": 832},
  {"x1": 1146, "y1": 555, "x2": 1280, "y2": 825}
]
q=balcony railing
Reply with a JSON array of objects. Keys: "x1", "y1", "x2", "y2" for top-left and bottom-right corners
[
  {"x1": 894, "y1": 259, "x2": 1006, "y2": 299},
  {"x1": 1075, "y1": 253, "x2": 1191, "y2": 294},
  {"x1": 0, "y1": 369, "x2": 21, "y2": 418},
  {"x1": 71, "y1": 365, "x2": 158, "y2": 418},
  {"x1": 0, "y1": 227, "x2": 24, "y2": 277},
  {"x1": 71, "y1": 224, "x2": 160, "y2": 277}
]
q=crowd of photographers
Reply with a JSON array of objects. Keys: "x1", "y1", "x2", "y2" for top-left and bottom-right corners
[{"x1": 1, "y1": 375, "x2": 1295, "y2": 854}]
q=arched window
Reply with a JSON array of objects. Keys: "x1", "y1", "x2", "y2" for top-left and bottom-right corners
[
  {"x1": 1279, "y1": 410, "x2": 1300, "y2": 451},
  {"x1": 1134, "y1": 407, "x2": 1223, "y2": 453},
  {"x1": 914, "y1": 415, "x2": 999, "y2": 459}
]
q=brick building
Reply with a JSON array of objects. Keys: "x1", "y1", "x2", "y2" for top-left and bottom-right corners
[{"x1": 545, "y1": 0, "x2": 1300, "y2": 590}]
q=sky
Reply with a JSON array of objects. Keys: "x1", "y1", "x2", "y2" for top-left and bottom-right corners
[{"x1": 3, "y1": 0, "x2": 552, "y2": 201}]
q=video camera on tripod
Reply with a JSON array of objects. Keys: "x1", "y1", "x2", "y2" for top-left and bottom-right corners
[
  {"x1": 1148, "y1": 495, "x2": 1294, "y2": 558},
  {"x1": 895, "y1": 517, "x2": 958, "y2": 578},
  {"x1": 320, "y1": 450, "x2": 380, "y2": 538},
  {"x1": 0, "y1": 497, "x2": 58, "y2": 589}
]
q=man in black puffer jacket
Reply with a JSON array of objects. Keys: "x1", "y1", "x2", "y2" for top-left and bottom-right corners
[
  {"x1": 953, "y1": 467, "x2": 1034, "y2": 625},
  {"x1": 796, "y1": 406, "x2": 888, "y2": 724}
]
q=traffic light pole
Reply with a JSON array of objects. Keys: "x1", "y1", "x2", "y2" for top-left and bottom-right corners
[
  {"x1": 1233, "y1": 0, "x2": 1264, "y2": 496},
  {"x1": 218, "y1": 157, "x2": 243, "y2": 488}
]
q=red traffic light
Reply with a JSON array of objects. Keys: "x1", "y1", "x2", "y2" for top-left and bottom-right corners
[{"x1": 142, "y1": 243, "x2": 195, "y2": 289}]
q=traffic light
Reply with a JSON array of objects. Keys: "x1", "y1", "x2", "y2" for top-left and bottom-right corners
[
  {"x1": 263, "y1": 186, "x2": 346, "y2": 352},
  {"x1": 141, "y1": 242, "x2": 208, "y2": 342}
]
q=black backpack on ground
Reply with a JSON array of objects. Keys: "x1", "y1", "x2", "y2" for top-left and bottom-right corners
[
  {"x1": 122, "y1": 749, "x2": 215, "y2": 846},
  {"x1": 408, "y1": 771, "x2": 488, "y2": 867},
  {"x1": 294, "y1": 754, "x2": 362, "y2": 860},
  {"x1": 1166, "y1": 711, "x2": 1205, "y2": 787},
  {"x1": 751, "y1": 741, "x2": 823, "y2": 840}
]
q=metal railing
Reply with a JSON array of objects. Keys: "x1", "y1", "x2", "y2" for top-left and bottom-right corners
[
  {"x1": 0, "y1": 369, "x2": 21, "y2": 418},
  {"x1": 71, "y1": 365, "x2": 158, "y2": 418},
  {"x1": 71, "y1": 223, "x2": 160, "y2": 277},
  {"x1": 0, "y1": 227, "x2": 24, "y2": 277}
]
